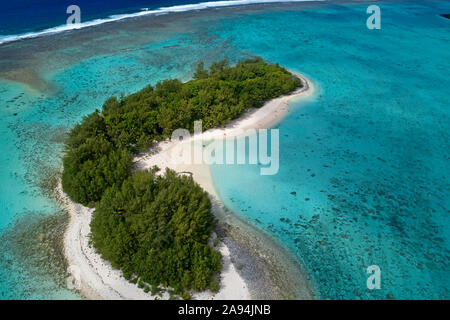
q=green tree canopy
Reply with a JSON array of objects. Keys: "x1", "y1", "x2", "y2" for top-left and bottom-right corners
[
  {"x1": 90, "y1": 168, "x2": 221, "y2": 294},
  {"x1": 62, "y1": 58, "x2": 301, "y2": 205},
  {"x1": 62, "y1": 58, "x2": 302, "y2": 296}
]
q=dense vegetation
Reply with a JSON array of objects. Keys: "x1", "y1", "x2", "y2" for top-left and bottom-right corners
[
  {"x1": 62, "y1": 58, "x2": 302, "y2": 296},
  {"x1": 62, "y1": 58, "x2": 302, "y2": 206},
  {"x1": 90, "y1": 168, "x2": 221, "y2": 297}
]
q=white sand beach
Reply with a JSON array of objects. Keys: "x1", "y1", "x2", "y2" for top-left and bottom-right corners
[{"x1": 60, "y1": 72, "x2": 314, "y2": 300}]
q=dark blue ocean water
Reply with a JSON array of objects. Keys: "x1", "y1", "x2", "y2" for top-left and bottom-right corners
[{"x1": 0, "y1": 0, "x2": 205, "y2": 36}]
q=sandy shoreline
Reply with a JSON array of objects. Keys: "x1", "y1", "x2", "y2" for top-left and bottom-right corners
[{"x1": 59, "y1": 72, "x2": 315, "y2": 300}]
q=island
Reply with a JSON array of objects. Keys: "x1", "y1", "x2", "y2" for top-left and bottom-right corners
[{"x1": 60, "y1": 58, "x2": 313, "y2": 299}]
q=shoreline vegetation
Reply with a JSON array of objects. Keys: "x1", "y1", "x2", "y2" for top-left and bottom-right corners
[{"x1": 59, "y1": 58, "x2": 316, "y2": 299}]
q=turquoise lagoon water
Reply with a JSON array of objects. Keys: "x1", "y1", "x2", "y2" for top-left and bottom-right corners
[
  {"x1": 0, "y1": 1, "x2": 449, "y2": 299},
  {"x1": 0, "y1": 25, "x2": 240, "y2": 298},
  {"x1": 210, "y1": 1, "x2": 450, "y2": 299}
]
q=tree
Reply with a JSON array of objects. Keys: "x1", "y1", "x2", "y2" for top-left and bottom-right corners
[
  {"x1": 193, "y1": 62, "x2": 209, "y2": 80},
  {"x1": 90, "y1": 169, "x2": 222, "y2": 295},
  {"x1": 62, "y1": 58, "x2": 303, "y2": 294}
]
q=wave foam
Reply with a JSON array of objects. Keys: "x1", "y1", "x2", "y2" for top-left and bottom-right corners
[{"x1": 0, "y1": 0, "x2": 322, "y2": 45}]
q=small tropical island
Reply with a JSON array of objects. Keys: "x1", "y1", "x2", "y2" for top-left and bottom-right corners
[{"x1": 61, "y1": 58, "x2": 308, "y2": 299}]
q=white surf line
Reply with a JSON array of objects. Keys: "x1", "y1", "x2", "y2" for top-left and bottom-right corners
[{"x1": 0, "y1": 0, "x2": 324, "y2": 45}]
